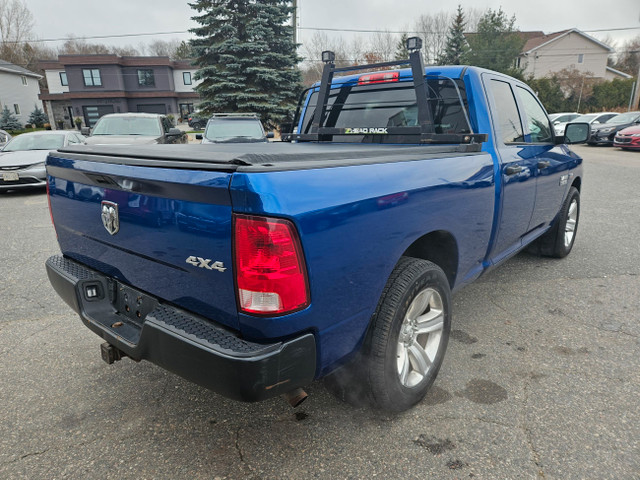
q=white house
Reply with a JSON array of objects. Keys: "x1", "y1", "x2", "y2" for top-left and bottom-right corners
[
  {"x1": 518, "y1": 29, "x2": 632, "y2": 81},
  {"x1": 0, "y1": 60, "x2": 44, "y2": 126}
]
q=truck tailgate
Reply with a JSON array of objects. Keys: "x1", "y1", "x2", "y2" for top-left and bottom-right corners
[{"x1": 46, "y1": 153, "x2": 239, "y2": 330}]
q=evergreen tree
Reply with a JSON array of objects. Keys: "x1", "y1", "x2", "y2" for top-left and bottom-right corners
[
  {"x1": 189, "y1": 0, "x2": 301, "y2": 127},
  {"x1": 28, "y1": 105, "x2": 48, "y2": 128},
  {"x1": 0, "y1": 106, "x2": 22, "y2": 131},
  {"x1": 394, "y1": 33, "x2": 409, "y2": 60},
  {"x1": 438, "y1": 5, "x2": 469, "y2": 65},
  {"x1": 465, "y1": 8, "x2": 525, "y2": 76}
]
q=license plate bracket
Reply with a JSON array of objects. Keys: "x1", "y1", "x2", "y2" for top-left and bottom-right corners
[{"x1": 113, "y1": 283, "x2": 158, "y2": 325}]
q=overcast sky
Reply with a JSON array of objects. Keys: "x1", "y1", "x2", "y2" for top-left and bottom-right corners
[{"x1": 26, "y1": 0, "x2": 640, "y2": 53}]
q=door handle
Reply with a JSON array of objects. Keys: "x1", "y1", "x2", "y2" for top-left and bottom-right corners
[
  {"x1": 537, "y1": 161, "x2": 551, "y2": 169},
  {"x1": 505, "y1": 165, "x2": 524, "y2": 175}
]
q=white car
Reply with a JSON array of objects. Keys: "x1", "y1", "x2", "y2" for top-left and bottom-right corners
[
  {"x1": 0, "y1": 130, "x2": 85, "y2": 191},
  {"x1": 569, "y1": 112, "x2": 619, "y2": 128},
  {"x1": 549, "y1": 112, "x2": 580, "y2": 136}
]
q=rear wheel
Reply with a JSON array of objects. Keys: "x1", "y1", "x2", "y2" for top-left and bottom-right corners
[{"x1": 326, "y1": 257, "x2": 451, "y2": 412}]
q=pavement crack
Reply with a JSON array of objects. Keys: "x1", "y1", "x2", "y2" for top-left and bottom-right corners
[
  {"x1": 2, "y1": 448, "x2": 51, "y2": 466},
  {"x1": 235, "y1": 427, "x2": 244, "y2": 462}
]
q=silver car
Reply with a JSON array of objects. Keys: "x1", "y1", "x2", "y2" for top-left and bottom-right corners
[
  {"x1": 0, "y1": 131, "x2": 85, "y2": 191},
  {"x1": 0, "y1": 129, "x2": 11, "y2": 148}
]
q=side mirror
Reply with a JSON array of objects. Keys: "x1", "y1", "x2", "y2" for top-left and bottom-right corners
[
  {"x1": 553, "y1": 121, "x2": 560, "y2": 125},
  {"x1": 563, "y1": 122, "x2": 590, "y2": 144},
  {"x1": 195, "y1": 134, "x2": 203, "y2": 140},
  {"x1": 266, "y1": 132, "x2": 275, "y2": 139},
  {"x1": 81, "y1": 127, "x2": 91, "y2": 136},
  {"x1": 167, "y1": 128, "x2": 183, "y2": 136}
]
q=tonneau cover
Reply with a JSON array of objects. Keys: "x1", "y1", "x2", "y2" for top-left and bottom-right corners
[{"x1": 56, "y1": 142, "x2": 482, "y2": 171}]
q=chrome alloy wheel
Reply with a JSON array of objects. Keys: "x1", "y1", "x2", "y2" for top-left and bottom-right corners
[
  {"x1": 396, "y1": 287, "x2": 445, "y2": 388},
  {"x1": 564, "y1": 198, "x2": 578, "y2": 248}
]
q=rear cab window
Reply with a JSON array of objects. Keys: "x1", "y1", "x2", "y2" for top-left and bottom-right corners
[{"x1": 298, "y1": 77, "x2": 473, "y2": 143}]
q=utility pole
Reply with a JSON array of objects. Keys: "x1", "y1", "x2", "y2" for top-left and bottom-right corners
[
  {"x1": 292, "y1": 0, "x2": 298, "y2": 46},
  {"x1": 632, "y1": 60, "x2": 640, "y2": 110}
]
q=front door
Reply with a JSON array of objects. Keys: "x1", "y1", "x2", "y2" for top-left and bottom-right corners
[
  {"x1": 484, "y1": 75, "x2": 538, "y2": 263},
  {"x1": 513, "y1": 86, "x2": 573, "y2": 230}
]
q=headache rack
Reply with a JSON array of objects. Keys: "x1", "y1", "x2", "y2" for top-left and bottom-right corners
[{"x1": 285, "y1": 37, "x2": 487, "y2": 147}]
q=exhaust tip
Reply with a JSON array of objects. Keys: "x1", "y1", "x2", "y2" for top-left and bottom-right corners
[{"x1": 283, "y1": 388, "x2": 308, "y2": 408}]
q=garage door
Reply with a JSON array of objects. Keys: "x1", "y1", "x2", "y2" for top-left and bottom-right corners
[{"x1": 136, "y1": 104, "x2": 166, "y2": 114}]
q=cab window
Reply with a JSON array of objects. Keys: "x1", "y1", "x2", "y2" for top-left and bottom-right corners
[
  {"x1": 488, "y1": 79, "x2": 524, "y2": 144},
  {"x1": 516, "y1": 87, "x2": 553, "y2": 143}
]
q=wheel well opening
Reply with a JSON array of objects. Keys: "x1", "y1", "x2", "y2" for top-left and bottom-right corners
[
  {"x1": 572, "y1": 177, "x2": 581, "y2": 192},
  {"x1": 402, "y1": 231, "x2": 458, "y2": 288}
]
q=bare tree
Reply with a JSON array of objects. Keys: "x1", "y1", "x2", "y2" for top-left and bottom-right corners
[
  {"x1": 413, "y1": 11, "x2": 451, "y2": 64},
  {"x1": 56, "y1": 36, "x2": 139, "y2": 56},
  {"x1": 370, "y1": 30, "x2": 399, "y2": 62},
  {"x1": 0, "y1": 0, "x2": 34, "y2": 64}
]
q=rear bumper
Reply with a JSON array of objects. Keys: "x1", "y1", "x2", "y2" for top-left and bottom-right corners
[{"x1": 46, "y1": 255, "x2": 316, "y2": 402}]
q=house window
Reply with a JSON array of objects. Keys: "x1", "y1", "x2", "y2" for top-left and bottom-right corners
[
  {"x1": 137, "y1": 69, "x2": 155, "y2": 87},
  {"x1": 14, "y1": 104, "x2": 20, "y2": 115},
  {"x1": 21, "y1": 76, "x2": 27, "y2": 86},
  {"x1": 578, "y1": 54, "x2": 584, "y2": 64},
  {"x1": 59, "y1": 72, "x2": 68, "y2": 86},
  {"x1": 183, "y1": 72, "x2": 192, "y2": 85},
  {"x1": 82, "y1": 69, "x2": 102, "y2": 87}
]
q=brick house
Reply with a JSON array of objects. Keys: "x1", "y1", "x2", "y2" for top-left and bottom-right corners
[
  {"x1": 39, "y1": 55, "x2": 201, "y2": 130},
  {"x1": 0, "y1": 60, "x2": 44, "y2": 126}
]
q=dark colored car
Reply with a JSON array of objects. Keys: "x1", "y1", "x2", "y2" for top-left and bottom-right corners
[
  {"x1": 613, "y1": 125, "x2": 640, "y2": 150},
  {"x1": 197, "y1": 113, "x2": 273, "y2": 144},
  {"x1": 187, "y1": 111, "x2": 207, "y2": 130},
  {"x1": 588, "y1": 111, "x2": 640, "y2": 146},
  {"x1": 84, "y1": 113, "x2": 187, "y2": 145}
]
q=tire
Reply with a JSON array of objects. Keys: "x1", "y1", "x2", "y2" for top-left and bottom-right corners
[
  {"x1": 326, "y1": 257, "x2": 451, "y2": 412},
  {"x1": 535, "y1": 186, "x2": 580, "y2": 258}
]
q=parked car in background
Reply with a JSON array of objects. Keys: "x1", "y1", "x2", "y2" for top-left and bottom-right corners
[
  {"x1": 187, "y1": 111, "x2": 207, "y2": 130},
  {"x1": 0, "y1": 131, "x2": 85, "y2": 191},
  {"x1": 588, "y1": 111, "x2": 640, "y2": 146},
  {"x1": 83, "y1": 113, "x2": 187, "y2": 146},
  {"x1": 0, "y1": 129, "x2": 11, "y2": 148},
  {"x1": 197, "y1": 113, "x2": 273, "y2": 144},
  {"x1": 613, "y1": 125, "x2": 640, "y2": 150},
  {"x1": 549, "y1": 112, "x2": 580, "y2": 136},
  {"x1": 560, "y1": 112, "x2": 619, "y2": 136}
]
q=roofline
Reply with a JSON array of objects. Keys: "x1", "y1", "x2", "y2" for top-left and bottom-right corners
[
  {"x1": 606, "y1": 66, "x2": 633, "y2": 79},
  {"x1": 522, "y1": 28, "x2": 613, "y2": 54},
  {"x1": 38, "y1": 55, "x2": 196, "y2": 71},
  {"x1": 0, "y1": 65, "x2": 42, "y2": 79}
]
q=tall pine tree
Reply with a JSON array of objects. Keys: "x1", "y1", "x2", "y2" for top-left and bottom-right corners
[
  {"x1": 464, "y1": 8, "x2": 525, "y2": 76},
  {"x1": 189, "y1": 0, "x2": 301, "y2": 127},
  {"x1": 438, "y1": 5, "x2": 469, "y2": 65}
]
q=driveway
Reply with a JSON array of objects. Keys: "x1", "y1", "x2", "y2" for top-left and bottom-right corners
[{"x1": 0, "y1": 145, "x2": 638, "y2": 479}]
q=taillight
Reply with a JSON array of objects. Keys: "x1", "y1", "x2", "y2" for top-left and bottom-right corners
[
  {"x1": 358, "y1": 71, "x2": 399, "y2": 85},
  {"x1": 234, "y1": 214, "x2": 310, "y2": 316}
]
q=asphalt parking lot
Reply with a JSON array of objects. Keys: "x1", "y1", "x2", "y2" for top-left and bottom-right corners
[{"x1": 0, "y1": 145, "x2": 639, "y2": 479}]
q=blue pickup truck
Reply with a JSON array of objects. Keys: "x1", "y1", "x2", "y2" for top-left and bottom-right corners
[{"x1": 45, "y1": 40, "x2": 588, "y2": 412}]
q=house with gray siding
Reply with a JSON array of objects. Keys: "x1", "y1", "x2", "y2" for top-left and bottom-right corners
[
  {"x1": 517, "y1": 29, "x2": 632, "y2": 81},
  {"x1": 39, "y1": 55, "x2": 201, "y2": 129},
  {"x1": 0, "y1": 60, "x2": 44, "y2": 127}
]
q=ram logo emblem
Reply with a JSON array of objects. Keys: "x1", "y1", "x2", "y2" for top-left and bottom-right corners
[{"x1": 101, "y1": 201, "x2": 120, "y2": 235}]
